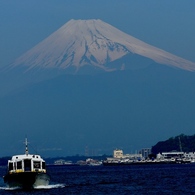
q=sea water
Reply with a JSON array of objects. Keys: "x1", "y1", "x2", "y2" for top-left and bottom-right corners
[{"x1": 0, "y1": 163, "x2": 195, "y2": 194}]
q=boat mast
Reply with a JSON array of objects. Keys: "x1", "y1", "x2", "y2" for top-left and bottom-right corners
[{"x1": 25, "y1": 138, "x2": 29, "y2": 156}]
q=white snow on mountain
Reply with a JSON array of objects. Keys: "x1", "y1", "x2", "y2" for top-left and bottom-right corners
[{"x1": 12, "y1": 19, "x2": 195, "y2": 72}]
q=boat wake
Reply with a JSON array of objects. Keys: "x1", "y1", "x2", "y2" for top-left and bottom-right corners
[
  {"x1": 0, "y1": 184, "x2": 66, "y2": 191},
  {"x1": 34, "y1": 183, "x2": 66, "y2": 189},
  {"x1": 0, "y1": 186, "x2": 21, "y2": 191}
]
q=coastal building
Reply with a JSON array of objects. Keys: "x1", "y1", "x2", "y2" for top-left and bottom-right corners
[
  {"x1": 104, "y1": 149, "x2": 195, "y2": 165},
  {"x1": 157, "y1": 152, "x2": 183, "y2": 159},
  {"x1": 54, "y1": 159, "x2": 73, "y2": 165},
  {"x1": 156, "y1": 151, "x2": 195, "y2": 162},
  {"x1": 141, "y1": 148, "x2": 151, "y2": 159},
  {"x1": 112, "y1": 149, "x2": 142, "y2": 160},
  {"x1": 113, "y1": 149, "x2": 123, "y2": 158},
  {"x1": 184, "y1": 152, "x2": 195, "y2": 160}
]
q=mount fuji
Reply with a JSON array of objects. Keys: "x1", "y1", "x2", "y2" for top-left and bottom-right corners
[
  {"x1": 1, "y1": 19, "x2": 195, "y2": 156},
  {"x1": 11, "y1": 19, "x2": 195, "y2": 73}
]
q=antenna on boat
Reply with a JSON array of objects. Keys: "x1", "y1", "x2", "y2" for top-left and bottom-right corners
[{"x1": 25, "y1": 138, "x2": 29, "y2": 156}]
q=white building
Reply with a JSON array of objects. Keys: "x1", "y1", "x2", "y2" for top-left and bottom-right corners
[
  {"x1": 113, "y1": 149, "x2": 123, "y2": 158},
  {"x1": 113, "y1": 149, "x2": 142, "y2": 159}
]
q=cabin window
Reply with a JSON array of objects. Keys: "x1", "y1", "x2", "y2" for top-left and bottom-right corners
[
  {"x1": 24, "y1": 159, "x2": 31, "y2": 171},
  {"x1": 17, "y1": 161, "x2": 22, "y2": 169},
  {"x1": 33, "y1": 161, "x2": 41, "y2": 169},
  {"x1": 42, "y1": 162, "x2": 46, "y2": 169},
  {"x1": 8, "y1": 162, "x2": 13, "y2": 171}
]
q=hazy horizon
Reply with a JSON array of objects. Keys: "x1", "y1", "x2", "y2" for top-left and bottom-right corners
[{"x1": 0, "y1": 0, "x2": 195, "y2": 157}]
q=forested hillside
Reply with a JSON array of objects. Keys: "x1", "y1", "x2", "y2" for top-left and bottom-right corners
[{"x1": 152, "y1": 134, "x2": 195, "y2": 154}]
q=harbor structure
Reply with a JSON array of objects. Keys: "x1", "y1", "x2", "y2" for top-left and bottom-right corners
[{"x1": 141, "y1": 148, "x2": 151, "y2": 159}]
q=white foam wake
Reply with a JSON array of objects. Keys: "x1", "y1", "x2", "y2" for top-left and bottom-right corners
[
  {"x1": 34, "y1": 183, "x2": 66, "y2": 189},
  {"x1": 0, "y1": 186, "x2": 21, "y2": 190},
  {"x1": 0, "y1": 184, "x2": 65, "y2": 191}
]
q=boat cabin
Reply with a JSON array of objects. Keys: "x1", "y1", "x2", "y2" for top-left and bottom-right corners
[{"x1": 8, "y1": 154, "x2": 46, "y2": 174}]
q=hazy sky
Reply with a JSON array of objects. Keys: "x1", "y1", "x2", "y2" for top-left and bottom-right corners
[
  {"x1": 0, "y1": 1, "x2": 195, "y2": 157},
  {"x1": 1, "y1": 0, "x2": 195, "y2": 67}
]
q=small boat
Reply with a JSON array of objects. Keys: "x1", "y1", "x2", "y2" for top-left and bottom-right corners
[{"x1": 3, "y1": 139, "x2": 50, "y2": 189}]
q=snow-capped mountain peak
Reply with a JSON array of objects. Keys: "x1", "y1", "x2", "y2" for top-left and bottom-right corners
[{"x1": 12, "y1": 19, "x2": 195, "y2": 72}]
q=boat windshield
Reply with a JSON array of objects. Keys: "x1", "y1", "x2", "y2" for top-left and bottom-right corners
[
  {"x1": 24, "y1": 159, "x2": 31, "y2": 171},
  {"x1": 17, "y1": 161, "x2": 22, "y2": 169},
  {"x1": 42, "y1": 162, "x2": 46, "y2": 169},
  {"x1": 8, "y1": 162, "x2": 13, "y2": 171},
  {"x1": 33, "y1": 161, "x2": 41, "y2": 169}
]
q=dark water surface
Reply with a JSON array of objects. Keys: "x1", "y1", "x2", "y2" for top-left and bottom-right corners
[{"x1": 0, "y1": 164, "x2": 195, "y2": 194}]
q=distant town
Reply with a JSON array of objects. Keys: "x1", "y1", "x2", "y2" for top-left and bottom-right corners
[{"x1": 1, "y1": 134, "x2": 194, "y2": 167}]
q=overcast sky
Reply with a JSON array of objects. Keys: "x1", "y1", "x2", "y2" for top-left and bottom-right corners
[{"x1": 1, "y1": 0, "x2": 195, "y2": 68}]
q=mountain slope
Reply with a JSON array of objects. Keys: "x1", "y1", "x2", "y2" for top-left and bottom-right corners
[
  {"x1": 11, "y1": 19, "x2": 195, "y2": 72},
  {"x1": 1, "y1": 64, "x2": 195, "y2": 156}
]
